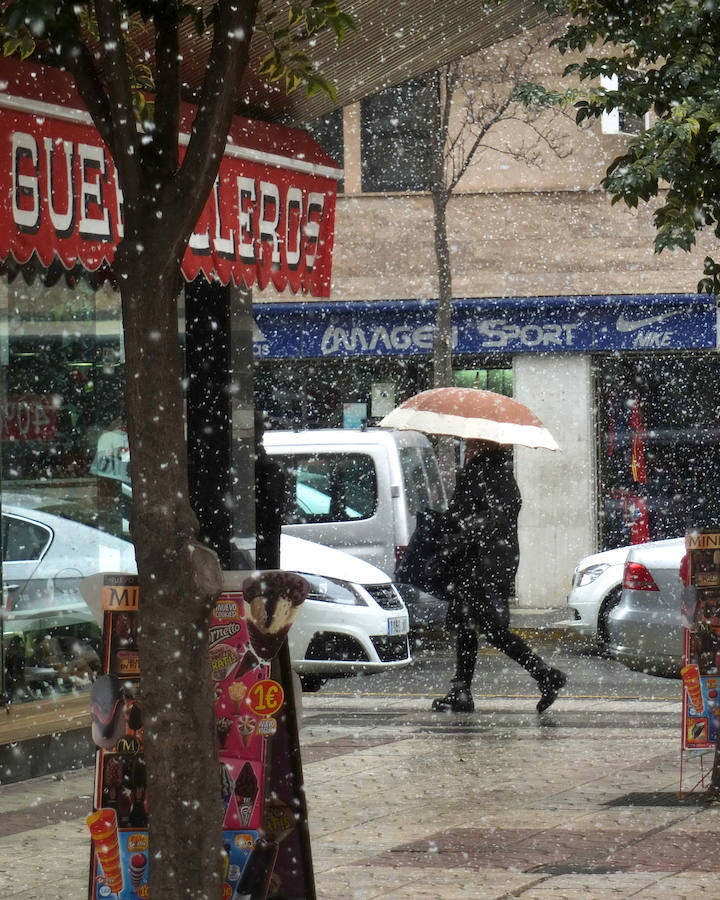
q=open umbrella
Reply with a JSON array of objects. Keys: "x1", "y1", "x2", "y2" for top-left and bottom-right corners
[{"x1": 379, "y1": 387, "x2": 560, "y2": 451}]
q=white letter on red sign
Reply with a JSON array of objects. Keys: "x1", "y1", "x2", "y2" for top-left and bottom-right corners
[
  {"x1": 285, "y1": 187, "x2": 302, "y2": 270},
  {"x1": 12, "y1": 132, "x2": 40, "y2": 233},
  {"x1": 113, "y1": 169, "x2": 125, "y2": 239},
  {"x1": 259, "y1": 181, "x2": 280, "y2": 263},
  {"x1": 305, "y1": 192, "x2": 325, "y2": 270},
  {"x1": 78, "y1": 143, "x2": 111, "y2": 240},
  {"x1": 238, "y1": 176, "x2": 256, "y2": 262},
  {"x1": 44, "y1": 137, "x2": 75, "y2": 237},
  {"x1": 213, "y1": 176, "x2": 235, "y2": 259}
]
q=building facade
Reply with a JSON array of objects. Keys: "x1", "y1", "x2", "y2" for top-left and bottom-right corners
[{"x1": 254, "y1": 24, "x2": 719, "y2": 607}]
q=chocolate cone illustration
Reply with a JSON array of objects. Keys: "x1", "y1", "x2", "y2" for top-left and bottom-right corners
[
  {"x1": 242, "y1": 571, "x2": 308, "y2": 661},
  {"x1": 234, "y1": 761, "x2": 259, "y2": 827},
  {"x1": 216, "y1": 716, "x2": 233, "y2": 748}
]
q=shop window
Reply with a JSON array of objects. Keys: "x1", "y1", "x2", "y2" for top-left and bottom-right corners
[
  {"x1": 596, "y1": 355, "x2": 720, "y2": 549},
  {"x1": 453, "y1": 367, "x2": 513, "y2": 396},
  {"x1": 1, "y1": 273, "x2": 127, "y2": 705},
  {"x1": 360, "y1": 75, "x2": 436, "y2": 192},
  {"x1": 600, "y1": 74, "x2": 649, "y2": 136},
  {"x1": 276, "y1": 453, "x2": 377, "y2": 524},
  {"x1": 305, "y1": 108, "x2": 344, "y2": 193}
]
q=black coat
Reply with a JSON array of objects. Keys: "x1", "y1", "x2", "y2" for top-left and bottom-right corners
[{"x1": 444, "y1": 448, "x2": 521, "y2": 628}]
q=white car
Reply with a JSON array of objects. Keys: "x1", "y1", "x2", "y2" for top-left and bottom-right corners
[
  {"x1": 2, "y1": 504, "x2": 137, "y2": 698},
  {"x1": 281, "y1": 534, "x2": 411, "y2": 691},
  {"x1": 564, "y1": 544, "x2": 630, "y2": 647},
  {"x1": 2, "y1": 507, "x2": 410, "y2": 697}
]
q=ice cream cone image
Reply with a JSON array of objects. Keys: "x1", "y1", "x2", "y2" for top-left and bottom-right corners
[
  {"x1": 87, "y1": 808, "x2": 124, "y2": 895},
  {"x1": 242, "y1": 571, "x2": 308, "y2": 661},
  {"x1": 228, "y1": 681, "x2": 247, "y2": 714},
  {"x1": 236, "y1": 714, "x2": 256, "y2": 747},
  {"x1": 234, "y1": 761, "x2": 259, "y2": 827},
  {"x1": 682, "y1": 663, "x2": 705, "y2": 711},
  {"x1": 216, "y1": 716, "x2": 233, "y2": 748}
]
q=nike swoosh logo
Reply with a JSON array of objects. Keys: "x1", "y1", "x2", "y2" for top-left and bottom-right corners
[{"x1": 616, "y1": 310, "x2": 684, "y2": 332}]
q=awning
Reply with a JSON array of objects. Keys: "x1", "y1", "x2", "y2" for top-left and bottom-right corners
[
  {"x1": 253, "y1": 294, "x2": 717, "y2": 358},
  {"x1": 0, "y1": 57, "x2": 341, "y2": 296},
  {"x1": 168, "y1": 0, "x2": 553, "y2": 124}
]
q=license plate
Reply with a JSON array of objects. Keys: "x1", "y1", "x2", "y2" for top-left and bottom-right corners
[{"x1": 387, "y1": 616, "x2": 407, "y2": 636}]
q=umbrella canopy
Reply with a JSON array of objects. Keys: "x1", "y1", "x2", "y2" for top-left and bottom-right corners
[{"x1": 379, "y1": 388, "x2": 560, "y2": 451}]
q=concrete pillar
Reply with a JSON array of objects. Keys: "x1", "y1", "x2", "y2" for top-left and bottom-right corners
[{"x1": 513, "y1": 354, "x2": 596, "y2": 608}]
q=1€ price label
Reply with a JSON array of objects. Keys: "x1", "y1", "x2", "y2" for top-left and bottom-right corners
[{"x1": 246, "y1": 679, "x2": 284, "y2": 717}]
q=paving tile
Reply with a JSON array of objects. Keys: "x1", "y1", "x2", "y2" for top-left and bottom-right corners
[
  {"x1": 604, "y1": 829, "x2": 720, "y2": 871},
  {"x1": 518, "y1": 872, "x2": 663, "y2": 898},
  {"x1": 0, "y1": 819, "x2": 89, "y2": 897},
  {"x1": 316, "y1": 864, "x2": 539, "y2": 899},
  {"x1": 633, "y1": 871, "x2": 720, "y2": 897},
  {"x1": 301, "y1": 734, "x2": 404, "y2": 765},
  {"x1": 0, "y1": 694, "x2": 701, "y2": 899}
]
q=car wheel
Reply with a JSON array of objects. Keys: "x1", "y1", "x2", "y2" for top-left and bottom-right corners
[
  {"x1": 299, "y1": 674, "x2": 326, "y2": 693},
  {"x1": 597, "y1": 586, "x2": 622, "y2": 651}
]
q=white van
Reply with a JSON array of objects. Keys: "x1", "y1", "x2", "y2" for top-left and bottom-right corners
[{"x1": 263, "y1": 428, "x2": 448, "y2": 578}]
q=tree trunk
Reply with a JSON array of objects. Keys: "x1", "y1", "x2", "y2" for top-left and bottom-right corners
[
  {"x1": 431, "y1": 181, "x2": 456, "y2": 495},
  {"x1": 431, "y1": 186, "x2": 453, "y2": 391},
  {"x1": 119, "y1": 237, "x2": 225, "y2": 900},
  {"x1": 428, "y1": 69, "x2": 456, "y2": 496}
]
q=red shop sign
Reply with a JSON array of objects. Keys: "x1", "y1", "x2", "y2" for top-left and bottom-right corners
[
  {"x1": 0, "y1": 56, "x2": 340, "y2": 297},
  {"x1": 2, "y1": 395, "x2": 58, "y2": 441}
]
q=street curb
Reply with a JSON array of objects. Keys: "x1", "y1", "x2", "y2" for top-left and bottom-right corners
[
  {"x1": 412, "y1": 625, "x2": 589, "y2": 648},
  {"x1": 510, "y1": 626, "x2": 588, "y2": 645}
]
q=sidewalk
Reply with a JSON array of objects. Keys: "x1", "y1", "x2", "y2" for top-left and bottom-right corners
[
  {"x1": 2, "y1": 689, "x2": 718, "y2": 899},
  {"x1": 508, "y1": 606, "x2": 578, "y2": 642}
]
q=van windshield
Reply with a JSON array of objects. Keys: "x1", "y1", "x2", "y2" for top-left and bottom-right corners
[
  {"x1": 275, "y1": 453, "x2": 378, "y2": 524},
  {"x1": 400, "y1": 447, "x2": 447, "y2": 514}
]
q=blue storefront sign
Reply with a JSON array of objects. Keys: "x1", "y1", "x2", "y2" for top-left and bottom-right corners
[{"x1": 253, "y1": 293, "x2": 716, "y2": 359}]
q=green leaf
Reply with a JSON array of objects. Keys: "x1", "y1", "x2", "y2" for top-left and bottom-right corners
[
  {"x1": 703, "y1": 256, "x2": 720, "y2": 276},
  {"x1": 3, "y1": 36, "x2": 23, "y2": 57},
  {"x1": 258, "y1": 50, "x2": 279, "y2": 77},
  {"x1": 285, "y1": 69, "x2": 302, "y2": 94},
  {"x1": 288, "y1": 5, "x2": 304, "y2": 28}
]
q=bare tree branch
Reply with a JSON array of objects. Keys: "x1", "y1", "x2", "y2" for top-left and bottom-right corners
[
  {"x1": 93, "y1": 0, "x2": 141, "y2": 204},
  {"x1": 173, "y1": 0, "x2": 260, "y2": 228},
  {"x1": 449, "y1": 93, "x2": 514, "y2": 192},
  {"x1": 153, "y1": 4, "x2": 181, "y2": 175},
  {"x1": 60, "y1": 38, "x2": 115, "y2": 152}
]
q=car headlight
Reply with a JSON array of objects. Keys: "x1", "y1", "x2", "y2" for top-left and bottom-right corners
[
  {"x1": 574, "y1": 563, "x2": 610, "y2": 588},
  {"x1": 297, "y1": 574, "x2": 368, "y2": 606}
]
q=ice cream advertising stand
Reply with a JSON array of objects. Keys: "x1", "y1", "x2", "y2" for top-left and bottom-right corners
[
  {"x1": 0, "y1": 54, "x2": 341, "y2": 900},
  {"x1": 680, "y1": 529, "x2": 720, "y2": 795},
  {"x1": 83, "y1": 570, "x2": 312, "y2": 900}
]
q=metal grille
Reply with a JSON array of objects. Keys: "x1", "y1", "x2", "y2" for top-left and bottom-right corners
[
  {"x1": 365, "y1": 584, "x2": 404, "y2": 610},
  {"x1": 371, "y1": 635, "x2": 410, "y2": 662}
]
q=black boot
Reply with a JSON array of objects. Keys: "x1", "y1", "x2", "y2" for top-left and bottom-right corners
[
  {"x1": 536, "y1": 668, "x2": 567, "y2": 713},
  {"x1": 432, "y1": 682, "x2": 474, "y2": 712}
]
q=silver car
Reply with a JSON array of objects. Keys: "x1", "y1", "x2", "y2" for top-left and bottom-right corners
[
  {"x1": 607, "y1": 537, "x2": 685, "y2": 676},
  {"x1": 564, "y1": 544, "x2": 630, "y2": 647}
]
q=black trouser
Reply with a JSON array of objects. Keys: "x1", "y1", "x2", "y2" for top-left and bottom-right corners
[{"x1": 453, "y1": 603, "x2": 550, "y2": 689}]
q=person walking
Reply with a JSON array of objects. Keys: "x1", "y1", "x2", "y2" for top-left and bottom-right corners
[{"x1": 432, "y1": 439, "x2": 567, "y2": 714}]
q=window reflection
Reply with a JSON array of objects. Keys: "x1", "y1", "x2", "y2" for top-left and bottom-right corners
[{"x1": 1, "y1": 271, "x2": 129, "y2": 705}]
